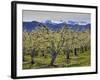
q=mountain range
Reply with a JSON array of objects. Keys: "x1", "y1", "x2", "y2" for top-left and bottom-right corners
[{"x1": 23, "y1": 20, "x2": 91, "y2": 32}]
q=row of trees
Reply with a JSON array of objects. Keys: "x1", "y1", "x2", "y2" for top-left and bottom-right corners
[{"x1": 23, "y1": 24, "x2": 90, "y2": 66}]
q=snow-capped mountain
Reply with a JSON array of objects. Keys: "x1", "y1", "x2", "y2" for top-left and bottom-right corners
[{"x1": 23, "y1": 20, "x2": 91, "y2": 32}]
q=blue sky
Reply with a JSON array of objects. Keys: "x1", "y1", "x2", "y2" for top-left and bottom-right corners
[{"x1": 23, "y1": 10, "x2": 91, "y2": 23}]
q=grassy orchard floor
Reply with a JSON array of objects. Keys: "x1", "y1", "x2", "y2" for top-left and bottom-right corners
[{"x1": 23, "y1": 50, "x2": 91, "y2": 69}]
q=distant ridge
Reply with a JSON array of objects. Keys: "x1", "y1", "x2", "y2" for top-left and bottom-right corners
[{"x1": 23, "y1": 20, "x2": 91, "y2": 32}]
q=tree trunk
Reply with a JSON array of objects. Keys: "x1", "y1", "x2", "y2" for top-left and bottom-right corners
[
  {"x1": 74, "y1": 48, "x2": 78, "y2": 56},
  {"x1": 31, "y1": 56, "x2": 35, "y2": 64},
  {"x1": 50, "y1": 51, "x2": 58, "y2": 66},
  {"x1": 23, "y1": 47, "x2": 25, "y2": 62},
  {"x1": 84, "y1": 46, "x2": 88, "y2": 51},
  {"x1": 80, "y1": 46, "x2": 84, "y2": 53},
  {"x1": 30, "y1": 48, "x2": 35, "y2": 64},
  {"x1": 23, "y1": 54, "x2": 25, "y2": 62},
  {"x1": 66, "y1": 49, "x2": 70, "y2": 64},
  {"x1": 41, "y1": 50, "x2": 45, "y2": 57}
]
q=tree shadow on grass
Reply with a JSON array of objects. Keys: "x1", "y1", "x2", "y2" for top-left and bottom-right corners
[{"x1": 23, "y1": 61, "x2": 61, "y2": 69}]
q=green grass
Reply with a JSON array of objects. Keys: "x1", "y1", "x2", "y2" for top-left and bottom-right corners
[{"x1": 23, "y1": 50, "x2": 90, "y2": 69}]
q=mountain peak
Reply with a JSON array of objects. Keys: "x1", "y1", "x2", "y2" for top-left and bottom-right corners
[
  {"x1": 23, "y1": 20, "x2": 91, "y2": 32},
  {"x1": 42, "y1": 20, "x2": 64, "y2": 24}
]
